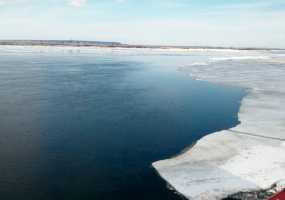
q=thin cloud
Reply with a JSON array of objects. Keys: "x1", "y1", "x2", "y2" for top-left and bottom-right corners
[
  {"x1": 115, "y1": 0, "x2": 126, "y2": 3},
  {"x1": 69, "y1": 0, "x2": 86, "y2": 7},
  {"x1": 0, "y1": 0, "x2": 24, "y2": 6},
  {"x1": 0, "y1": 0, "x2": 10, "y2": 5}
]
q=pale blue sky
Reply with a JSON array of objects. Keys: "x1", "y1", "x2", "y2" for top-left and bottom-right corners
[{"x1": 0, "y1": 0, "x2": 284, "y2": 48}]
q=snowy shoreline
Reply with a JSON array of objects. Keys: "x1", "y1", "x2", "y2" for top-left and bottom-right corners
[
  {"x1": 153, "y1": 51, "x2": 285, "y2": 199},
  {"x1": 0, "y1": 44, "x2": 271, "y2": 54}
]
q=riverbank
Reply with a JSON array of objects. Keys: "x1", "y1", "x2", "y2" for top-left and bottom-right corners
[
  {"x1": 0, "y1": 40, "x2": 284, "y2": 51},
  {"x1": 153, "y1": 50, "x2": 285, "y2": 199}
]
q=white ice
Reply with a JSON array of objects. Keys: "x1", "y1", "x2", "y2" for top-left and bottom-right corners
[{"x1": 153, "y1": 50, "x2": 285, "y2": 199}]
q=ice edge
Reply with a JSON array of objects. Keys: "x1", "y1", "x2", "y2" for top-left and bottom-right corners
[{"x1": 152, "y1": 51, "x2": 285, "y2": 200}]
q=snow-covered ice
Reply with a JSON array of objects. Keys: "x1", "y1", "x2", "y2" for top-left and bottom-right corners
[{"x1": 153, "y1": 50, "x2": 285, "y2": 199}]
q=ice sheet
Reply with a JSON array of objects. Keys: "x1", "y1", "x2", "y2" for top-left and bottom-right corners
[{"x1": 153, "y1": 50, "x2": 285, "y2": 199}]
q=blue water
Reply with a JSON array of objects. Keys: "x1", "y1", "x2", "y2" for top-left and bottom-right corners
[{"x1": 0, "y1": 50, "x2": 245, "y2": 200}]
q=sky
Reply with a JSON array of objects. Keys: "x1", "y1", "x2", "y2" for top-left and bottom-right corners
[{"x1": 0, "y1": 0, "x2": 284, "y2": 48}]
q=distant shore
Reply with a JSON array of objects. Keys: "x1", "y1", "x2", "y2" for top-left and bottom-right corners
[{"x1": 0, "y1": 40, "x2": 283, "y2": 51}]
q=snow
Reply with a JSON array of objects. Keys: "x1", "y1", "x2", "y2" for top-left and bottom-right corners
[
  {"x1": 153, "y1": 50, "x2": 285, "y2": 199},
  {"x1": 0, "y1": 45, "x2": 245, "y2": 56}
]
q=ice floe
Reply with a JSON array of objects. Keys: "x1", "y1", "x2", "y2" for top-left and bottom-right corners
[{"x1": 153, "y1": 50, "x2": 285, "y2": 199}]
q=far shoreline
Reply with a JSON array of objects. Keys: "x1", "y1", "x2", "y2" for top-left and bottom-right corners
[{"x1": 0, "y1": 40, "x2": 284, "y2": 51}]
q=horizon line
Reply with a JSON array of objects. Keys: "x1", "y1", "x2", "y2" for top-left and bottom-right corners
[{"x1": 0, "y1": 39, "x2": 284, "y2": 51}]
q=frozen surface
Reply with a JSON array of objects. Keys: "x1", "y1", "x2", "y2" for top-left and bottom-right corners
[{"x1": 153, "y1": 50, "x2": 285, "y2": 199}]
